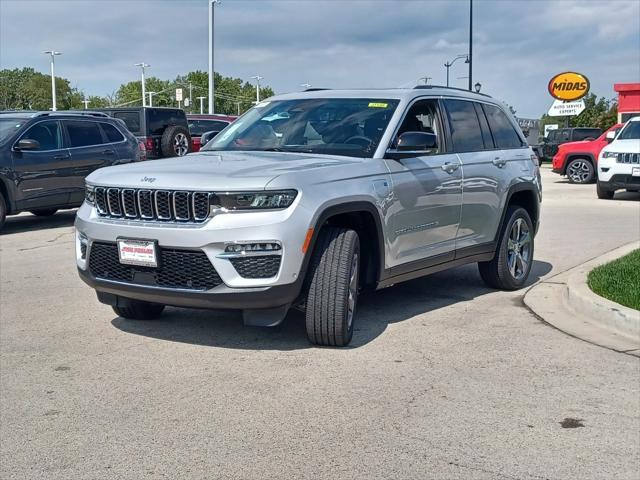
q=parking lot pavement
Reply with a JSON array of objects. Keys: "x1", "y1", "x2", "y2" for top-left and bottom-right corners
[{"x1": 1, "y1": 167, "x2": 639, "y2": 480}]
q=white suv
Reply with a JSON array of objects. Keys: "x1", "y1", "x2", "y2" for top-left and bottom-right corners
[{"x1": 597, "y1": 116, "x2": 640, "y2": 199}]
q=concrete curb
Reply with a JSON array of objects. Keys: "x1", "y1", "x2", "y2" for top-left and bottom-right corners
[{"x1": 524, "y1": 241, "x2": 640, "y2": 356}]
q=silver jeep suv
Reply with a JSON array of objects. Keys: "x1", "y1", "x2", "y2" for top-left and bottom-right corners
[{"x1": 76, "y1": 86, "x2": 541, "y2": 346}]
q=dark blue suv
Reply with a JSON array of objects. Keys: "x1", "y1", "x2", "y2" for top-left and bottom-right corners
[{"x1": 0, "y1": 111, "x2": 144, "y2": 231}]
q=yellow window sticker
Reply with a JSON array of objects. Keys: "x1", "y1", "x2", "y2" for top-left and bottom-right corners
[{"x1": 368, "y1": 102, "x2": 388, "y2": 108}]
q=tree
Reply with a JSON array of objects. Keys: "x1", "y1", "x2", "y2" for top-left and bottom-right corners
[
  {"x1": 539, "y1": 93, "x2": 618, "y2": 136},
  {"x1": 0, "y1": 67, "x2": 84, "y2": 110}
]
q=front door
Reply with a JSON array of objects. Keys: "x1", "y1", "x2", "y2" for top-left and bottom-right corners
[
  {"x1": 384, "y1": 99, "x2": 463, "y2": 268},
  {"x1": 11, "y1": 119, "x2": 71, "y2": 210}
]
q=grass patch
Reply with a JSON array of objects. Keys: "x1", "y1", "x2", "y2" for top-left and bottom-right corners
[{"x1": 587, "y1": 249, "x2": 640, "y2": 311}]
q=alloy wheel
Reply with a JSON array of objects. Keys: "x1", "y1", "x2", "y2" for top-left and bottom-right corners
[
  {"x1": 567, "y1": 160, "x2": 592, "y2": 183},
  {"x1": 173, "y1": 133, "x2": 189, "y2": 156},
  {"x1": 506, "y1": 218, "x2": 531, "y2": 281}
]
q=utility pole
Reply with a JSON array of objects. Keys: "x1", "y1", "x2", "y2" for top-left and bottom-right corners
[
  {"x1": 134, "y1": 62, "x2": 150, "y2": 107},
  {"x1": 468, "y1": 0, "x2": 473, "y2": 91},
  {"x1": 197, "y1": 96, "x2": 206, "y2": 114},
  {"x1": 43, "y1": 50, "x2": 62, "y2": 111},
  {"x1": 147, "y1": 91, "x2": 156, "y2": 107},
  {"x1": 251, "y1": 75, "x2": 263, "y2": 103},
  {"x1": 208, "y1": 0, "x2": 220, "y2": 114},
  {"x1": 236, "y1": 101, "x2": 241, "y2": 115},
  {"x1": 189, "y1": 82, "x2": 193, "y2": 113},
  {"x1": 82, "y1": 98, "x2": 90, "y2": 109}
]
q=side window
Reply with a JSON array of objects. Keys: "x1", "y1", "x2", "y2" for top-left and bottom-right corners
[
  {"x1": 395, "y1": 99, "x2": 443, "y2": 154},
  {"x1": 482, "y1": 104, "x2": 524, "y2": 149},
  {"x1": 101, "y1": 123, "x2": 125, "y2": 143},
  {"x1": 147, "y1": 110, "x2": 179, "y2": 135},
  {"x1": 473, "y1": 102, "x2": 494, "y2": 149},
  {"x1": 559, "y1": 129, "x2": 570, "y2": 142},
  {"x1": 66, "y1": 121, "x2": 105, "y2": 148},
  {"x1": 443, "y1": 99, "x2": 485, "y2": 152},
  {"x1": 113, "y1": 112, "x2": 141, "y2": 134},
  {"x1": 20, "y1": 121, "x2": 63, "y2": 150}
]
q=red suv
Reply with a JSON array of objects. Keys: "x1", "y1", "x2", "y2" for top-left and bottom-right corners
[
  {"x1": 552, "y1": 124, "x2": 623, "y2": 183},
  {"x1": 187, "y1": 114, "x2": 237, "y2": 152}
]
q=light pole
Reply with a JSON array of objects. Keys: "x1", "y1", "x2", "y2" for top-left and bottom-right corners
[
  {"x1": 43, "y1": 50, "x2": 62, "y2": 111},
  {"x1": 418, "y1": 76, "x2": 432, "y2": 85},
  {"x1": 251, "y1": 75, "x2": 263, "y2": 103},
  {"x1": 197, "y1": 96, "x2": 206, "y2": 114},
  {"x1": 82, "y1": 98, "x2": 90, "y2": 109},
  {"x1": 134, "y1": 62, "x2": 150, "y2": 107},
  {"x1": 468, "y1": 0, "x2": 473, "y2": 91},
  {"x1": 208, "y1": 0, "x2": 220, "y2": 114},
  {"x1": 147, "y1": 91, "x2": 156, "y2": 107},
  {"x1": 301, "y1": 83, "x2": 311, "y2": 90},
  {"x1": 444, "y1": 55, "x2": 468, "y2": 87}
]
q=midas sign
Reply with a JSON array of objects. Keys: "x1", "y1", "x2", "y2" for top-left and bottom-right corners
[{"x1": 548, "y1": 72, "x2": 590, "y2": 101}]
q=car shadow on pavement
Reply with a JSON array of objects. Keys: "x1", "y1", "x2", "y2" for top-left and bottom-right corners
[
  {"x1": 111, "y1": 260, "x2": 553, "y2": 351},
  {"x1": 1, "y1": 209, "x2": 77, "y2": 235}
]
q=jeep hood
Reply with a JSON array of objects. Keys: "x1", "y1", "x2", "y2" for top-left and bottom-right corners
[{"x1": 86, "y1": 151, "x2": 365, "y2": 190}]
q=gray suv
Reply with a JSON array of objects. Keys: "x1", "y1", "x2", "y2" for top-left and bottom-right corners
[{"x1": 75, "y1": 87, "x2": 541, "y2": 346}]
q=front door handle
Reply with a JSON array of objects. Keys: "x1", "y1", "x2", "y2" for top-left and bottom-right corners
[
  {"x1": 492, "y1": 157, "x2": 507, "y2": 168},
  {"x1": 53, "y1": 155, "x2": 70, "y2": 161},
  {"x1": 441, "y1": 162, "x2": 460, "y2": 174}
]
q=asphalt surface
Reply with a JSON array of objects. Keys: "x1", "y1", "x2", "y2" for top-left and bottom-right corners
[{"x1": 1, "y1": 167, "x2": 639, "y2": 480}]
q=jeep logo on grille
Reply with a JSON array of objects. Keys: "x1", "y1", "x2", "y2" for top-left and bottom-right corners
[{"x1": 140, "y1": 176, "x2": 156, "y2": 183}]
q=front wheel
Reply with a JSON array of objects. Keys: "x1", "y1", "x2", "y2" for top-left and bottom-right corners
[
  {"x1": 478, "y1": 206, "x2": 534, "y2": 290},
  {"x1": 112, "y1": 299, "x2": 165, "y2": 320},
  {"x1": 566, "y1": 158, "x2": 594, "y2": 184},
  {"x1": 305, "y1": 227, "x2": 360, "y2": 347},
  {"x1": 596, "y1": 181, "x2": 615, "y2": 199}
]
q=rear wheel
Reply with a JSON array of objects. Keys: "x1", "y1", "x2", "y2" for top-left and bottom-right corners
[
  {"x1": 566, "y1": 158, "x2": 594, "y2": 184},
  {"x1": 596, "y1": 181, "x2": 615, "y2": 199},
  {"x1": 479, "y1": 206, "x2": 534, "y2": 290},
  {"x1": 112, "y1": 299, "x2": 165, "y2": 320},
  {"x1": 29, "y1": 208, "x2": 58, "y2": 217},
  {"x1": 160, "y1": 125, "x2": 191, "y2": 157},
  {"x1": 305, "y1": 227, "x2": 360, "y2": 347}
]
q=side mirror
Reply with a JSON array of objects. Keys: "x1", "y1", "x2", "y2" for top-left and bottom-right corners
[
  {"x1": 15, "y1": 138, "x2": 41, "y2": 151},
  {"x1": 200, "y1": 130, "x2": 221, "y2": 146},
  {"x1": 396, "y1": 131, "x2": 438, "y2": 151},
  {"x1": 605, "y1": 131, "x2": 616, "y2": 143}
]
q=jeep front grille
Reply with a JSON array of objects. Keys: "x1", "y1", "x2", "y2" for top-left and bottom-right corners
[
  {"x1": 94, "y1": 187, "x2": 217, "y2": 223},
  {"x1": 88, "y1": 242, "x2": 222, "y2": 290},
  {"x1": 616, "y1": 153, "x2": 640, "y2": 164}
]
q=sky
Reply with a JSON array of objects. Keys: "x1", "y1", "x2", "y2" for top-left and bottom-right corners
[{"x1": 0, "y1": 0, "x2": 639, "y2": 118}]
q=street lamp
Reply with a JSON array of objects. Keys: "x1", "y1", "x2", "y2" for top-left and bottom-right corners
[
  {"x1": 147, "y1": 91, "x2": 156, "y2": 107},
  {"x1": 474, "y1": 82, "x2": 482, "y2": 93},
  {"x1": 197, "y1": 96, "x2": 206, "y2": 114},
  {"x1": 301, "y1": 83, "x2": 311, "y2": 90},
  {"x1": 251, "y1": 75, "x2": 263, "y2": 103},
  {"x1": 43, "y1": 50, "x2": 62, "y2": 111},
  {"x1": 82, "y1": 98, "x2": 90, "y2": 109},
  {"x1": 134, "y1": 62, "x2": 150, "y2": 107},
  {"x1": 444, "y1": 55, "x2": 468, "y2": 87},
  {"x1": 208, "y1": 0, "x2": 221, "y2": 114}
]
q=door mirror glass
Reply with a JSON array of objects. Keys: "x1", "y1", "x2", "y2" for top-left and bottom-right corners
[
  {"x1": 605, "y1": 130, "x2": 617, "y2": 143},
  {"x1": 15, "y1": 138, "x2": 41, "y2": 150},
  {"x1": 200, "y1": 130, "x2": 221, "y2": 146},
  {"x1": 395, "y1": 131, "x2": 438, "y2": 151}
]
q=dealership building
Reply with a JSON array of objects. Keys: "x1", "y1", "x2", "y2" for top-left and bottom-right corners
[{"x1": 614, "y1": 83, "x2": 640, "y2": 122}]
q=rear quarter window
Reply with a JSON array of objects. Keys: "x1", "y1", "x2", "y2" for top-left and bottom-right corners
[
  {"x1": 112, "y1": 111, "x2": 142, "y2": 135},
  {"x1": 101, "y1": 123, "x2": 126, "y2": 143},
  {"x1": 482, "y1": 104, "x2": 524, "y2": 149}
]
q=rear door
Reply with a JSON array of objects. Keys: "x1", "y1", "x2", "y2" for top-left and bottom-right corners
[
  {"x1": 65, "y1": 119, "x2": 116, "y2": 204},
  {"x1": 11, "y1": 119, "x2": 71, "y2": 209}
]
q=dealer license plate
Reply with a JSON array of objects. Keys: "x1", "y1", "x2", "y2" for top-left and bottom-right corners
[
  {"x1": 117, "y1": 239, "x2": 157, "y2": 267},
  {"x1": 632, "y1": 167, "x2": 640, "y2": 177}
]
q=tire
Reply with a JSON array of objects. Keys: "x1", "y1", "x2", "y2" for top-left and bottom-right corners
[
  {"x1": 29, "y1": 208, "x2": 58, "y2": 217},
  {"x1": 160, "y1": 125, "x2": 191, "y2": 157},
  {"x1": 596, "y1": 181, "x2": 615, "y2": 199},
  {"x1": 305, "y1": 227, "x2": 360, "y2": 347},
  {"x1": 478, "y1": 206, "x2": 534, "y2": 290},
  {"x1": 112, "y1": 299, "x2": 165, "y2": 320},
  {"x1": 566, "y1": 158, "x2": 595, "y2": 184},
  {"x1": 0, "y1": 194, "x2": 6, "y2": 232}
]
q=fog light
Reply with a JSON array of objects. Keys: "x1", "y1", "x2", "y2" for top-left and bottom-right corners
[
  {"x1": 78, "y1": 232, "x2": 88, "y2": 259},
  {"x1": 223, "y1": 242, "x2": 282, "y2": 256}
]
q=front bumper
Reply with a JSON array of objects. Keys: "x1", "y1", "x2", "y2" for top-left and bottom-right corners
[
  {"x1": 597, "y1": 174, "x2": 640, "y2": 191},
  {"x1": 75, "y1": 199, "x2": 312, "y2": 310}
]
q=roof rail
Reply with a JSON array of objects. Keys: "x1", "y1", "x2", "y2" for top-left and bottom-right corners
[
  {"x1": 304, "y1": 88, "x2": 331, "y2": 92},
  {"x1": 413, "y1": 84, "x2": 491, "y2": 98},
  {"x1": 35, "y1": 111, "x2": 111, "y2": 118}
]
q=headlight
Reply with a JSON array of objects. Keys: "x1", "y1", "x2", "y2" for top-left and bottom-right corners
[
  {"x1": 85, "y1": 185, "x2": 95, "y2": 205},
  {"x1": 601, "y1": 151, "x2": 618, "y2": 159},
  {"x1": 216, "y1": 190, "x2": 297, "y2": 210}
]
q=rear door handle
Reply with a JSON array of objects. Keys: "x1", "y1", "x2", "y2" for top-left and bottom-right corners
[
  {"x1": 492, "y1": 157, "x2": 507, "y2": 168},
  {"x1": 441, "y1": 162, "x2": 460, "y2": 174},
  {"x1": 102, "y1": 149, "x2": 115, "y2": 155},
  {"x1": 53, "y1": 155, "x2": 70, "y2": 161}
]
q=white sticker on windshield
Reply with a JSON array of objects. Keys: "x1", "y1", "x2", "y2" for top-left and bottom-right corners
[
  {"x1": 255, "y1": 101, "x2": 271, "y2": 108},
  {"x1": 218, "y1": 122, "x2": 242, "y2": 141}
]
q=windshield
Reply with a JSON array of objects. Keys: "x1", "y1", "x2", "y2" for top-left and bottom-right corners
[
  {"x1": 0, "y1": 119, "x2": 25, "y2": 143},
  {"x1": 203, "y1": 98, "x2": 400, "y2": 158},
  {"x1": 617, "y1": 121, "x2": 640, "y2": 140}
]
